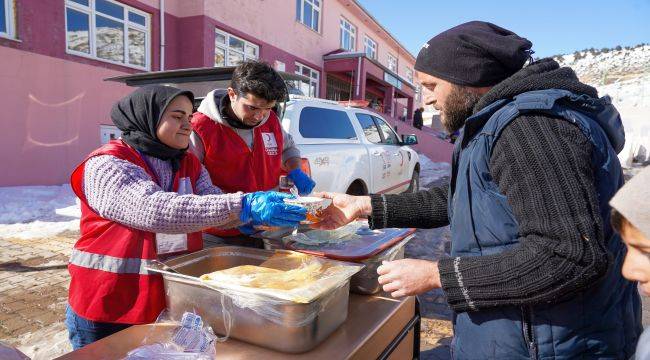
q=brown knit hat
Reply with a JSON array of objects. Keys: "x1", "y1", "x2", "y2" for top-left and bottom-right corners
[{"x1": 610, "y1": 167, "x2": 650, "y2": 238}]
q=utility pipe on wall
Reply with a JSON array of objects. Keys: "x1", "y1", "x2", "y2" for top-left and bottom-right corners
[{"x1": 160, "y1": 0, "x2": 165, "y2": 71}]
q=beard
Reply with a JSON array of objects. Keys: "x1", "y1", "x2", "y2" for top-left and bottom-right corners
[{"x1": 441, "y1": 85, "x2": 483, "y2": 134}]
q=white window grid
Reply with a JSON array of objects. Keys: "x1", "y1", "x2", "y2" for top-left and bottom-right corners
[
  {"x1": 406, "y1": 68, "x2": 414, "y2": 84},
  {"x1": 1, "y1": 0, "x2": 15, "y2": 39},
  {"x1": 387, "y1": 53, "x2": 397, "y2": 73},
  {"x1": 339, "y1": 17, "x2": 356, "y2": 52},
  {"x1": 295, "y1": 62, "x2": 319, "y2": 98},
  {"x1": 363, "y1": 35, "x2": 377, "y2": 60},
  {"x1": 64, "y1": 0, "x2": 151, "y2": 70},
  {"x1": 296, "y1": 0, "x2": 320, "y2": 32},
  {"x1": 214, "y1": 28, "x2": 259, "y2": 67}
]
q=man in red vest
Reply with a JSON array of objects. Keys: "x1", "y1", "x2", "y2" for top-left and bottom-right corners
[{"x1": 190, "y1": 60, "x2": 315, "y2": 238}]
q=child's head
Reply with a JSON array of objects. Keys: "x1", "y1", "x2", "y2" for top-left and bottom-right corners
[{"x1": 610, "y1": 167, "x2": 650, "y2": 295}]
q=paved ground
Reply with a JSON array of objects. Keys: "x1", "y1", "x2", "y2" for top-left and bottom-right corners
[{"x1": 0, "y1": 232, "x2": 75, "y2": 358}]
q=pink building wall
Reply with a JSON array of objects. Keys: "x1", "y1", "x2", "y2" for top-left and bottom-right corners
[
  {"x1": 0, "y1": 0, "x2": 424, "y2": 186},
  {"x1": 0, "y1": 46, "x2": 133, "y2": 186},
  {"x1": 194, "y1": 0, "x2": 417, "y2": 80}
]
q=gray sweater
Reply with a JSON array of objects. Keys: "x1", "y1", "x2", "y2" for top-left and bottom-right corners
[{"x1": 83, "y1": 154, "x2": 243, "y2": 234}]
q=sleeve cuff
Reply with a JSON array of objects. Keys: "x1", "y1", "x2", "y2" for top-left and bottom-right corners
[
  {"x1": 368, "y1": 194, "x2": 387, "y2": 229},
  {"x1": 438, "y1": 256, "x2": 478, "y2": 312}
]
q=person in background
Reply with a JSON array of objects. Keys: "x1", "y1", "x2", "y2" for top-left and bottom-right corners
[
  {"x1": 313, "y1": 21, "x2": 641, "y2": 358},
  {"x1": 190, "y1": 60, "x2": 315, "y2": 238},
  {"x1": 412, "y1": 107, "x2": 424, "y2": 130},
  {"x1": 66, "y1": 85, "x2": 305, "y2": 349},
  {"x1": 610, "y1": 167, "x2": 650, "y2": 359}
]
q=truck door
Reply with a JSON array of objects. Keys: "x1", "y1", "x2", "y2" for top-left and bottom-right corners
[
  {"x1": 355, "y1": 113, "x2": 394, "y2": 193},
  {"x1": 373, "y1": 116, "x2": 410, "y2": 193}
]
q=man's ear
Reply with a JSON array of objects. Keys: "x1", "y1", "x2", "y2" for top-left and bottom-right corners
[{"x1": 227, "y1": 87, "x2": 237, "y2": 102}]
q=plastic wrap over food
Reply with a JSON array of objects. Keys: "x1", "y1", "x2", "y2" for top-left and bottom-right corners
[
  {"x1": 199, "y1": 252, "x2": 361, "y2": 304},
  {"x1": 125, "y1": 311, "x2": 217, "y2": 359},
  {"x1": 283, "y1": 222, "x2": 380, "y2": 245}
]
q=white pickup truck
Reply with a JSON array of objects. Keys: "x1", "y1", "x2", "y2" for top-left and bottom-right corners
[
  {"x1": 283, "y1": 96, "x2": 420, "y2": 195},
  {"x1": 106, "y1": 67, "x2": 420, "y2": 195}
]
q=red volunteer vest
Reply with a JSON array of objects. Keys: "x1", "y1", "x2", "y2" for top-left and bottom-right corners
[
  {"x1": 68, "y1": 140, "x2": 203, "y2": 324},
  {"x1": 191, "y1": 111, "x2": 284, "y2": 236}
]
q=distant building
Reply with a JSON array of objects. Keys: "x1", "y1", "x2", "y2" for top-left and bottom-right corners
[{"x1": 0, "y1": 0, "x2": 420, "y2": 186}]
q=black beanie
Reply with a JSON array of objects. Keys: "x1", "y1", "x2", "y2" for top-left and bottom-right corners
[{"x1": 415, "y1": 21, "x2": 533, "y2": 87}]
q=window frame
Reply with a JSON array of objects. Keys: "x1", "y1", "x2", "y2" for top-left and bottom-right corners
[
  {"x1": 339, "y1": 17, "x2": 356, "y2": 52},
  {"x1": 64, "y1": 0, "x2": 151, "y2": 70},
  {"x1": 373, "y1": 115, "x2": 400, "y2": 145},
  {"x1": 405, "y1": 67, "x2": 414, "y2": 84},
  {"x1": 294, "y1": 62, "x2": 320, "y2": 97},
  {"x1": 363, "y1": 35, "x2": 377, "y2": 60},
  {"x1": 214, "y1": 27, "x2": 259, "y2": 67},
  {"x1": 295, "y1": 0, "x2": 321, "y2": 33},
  {"x1": 387, "y1": 53, "x2": 398, "y2": 73},
  {"x1": 0, "y1": 0, "x2": 16, "y2": 39},
  {"x1": 355, "y1": 113, "x2": 382, "y2": 144}
]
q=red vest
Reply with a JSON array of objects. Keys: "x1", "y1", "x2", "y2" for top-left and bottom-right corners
[
  {"x1": 191, "y1": 112, "x2": 284, "y2": 236},
  {"x1": 68, "y1": 140, "x2": 203, "y2": 324}
]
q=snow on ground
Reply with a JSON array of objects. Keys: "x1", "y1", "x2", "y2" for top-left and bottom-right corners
[
  {"x1": 596, "y1": 74, "x2": 650, "y2": 165},
  {"x1": 419, "y1": 154, "x2": 451, "y2": 187},
  {"x1": 15, "y1": 323, "x2": 71, "y2": 360},
  {"x1": 0, "y1": 185, "x2": 80, "y2": 240}
]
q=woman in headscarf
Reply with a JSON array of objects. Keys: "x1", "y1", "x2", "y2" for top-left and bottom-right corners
[{"x1": 65, "y1": 85, "x2": 305, "y2": 349}]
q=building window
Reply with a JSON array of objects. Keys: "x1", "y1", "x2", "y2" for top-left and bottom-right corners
[
  {"x1": 295, "y1": 62, "x2": 319, "y2": 97},
  {"x1": 363, "y1": 36, "x2": 377, "y2": 60},
  {"x1": 65, "y1": 0, "x2": 151, "y2": 70},
  {"x1": 406, "y1": 68, "x2": 414, "y2": 84},
  {"x1": 387, "y1": 53, "x2": 397, "y2": 73},
  {"x1": 296, "y1": 0, "x2": 320, "y2": 32},
  {"x1": 339, "y1": 17, "x2": 356, "y2": 52},
  {"x1": 1, "y1": 0, "x2": 15, "y2": 39},
  {"x1": 214, "y1": 28, "x2": 259, "y2": 67}
]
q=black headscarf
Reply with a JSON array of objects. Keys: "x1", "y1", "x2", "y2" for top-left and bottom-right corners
[{"x1": 111, "y1": 85, "x2": 194, "y2": 172}]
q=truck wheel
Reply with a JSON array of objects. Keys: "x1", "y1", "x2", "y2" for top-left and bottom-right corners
[{"x1": 407, "y1": 170, "x2": 419, "y2": 193}]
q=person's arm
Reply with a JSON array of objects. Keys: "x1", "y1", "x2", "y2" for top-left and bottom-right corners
[
  {"x1": 281, "y1": 128, "x2": 301, "y2": 171},
  {"x1": 83, "y1": 155, "x2": 243, "y2": 234},
  {"x1": 312, "y1": 185, "x2": 449, "y2": 230},
  {"x1": 368, "y1": 186, "x2": 449, "y2": 229},
  {"x1": 188, "y1": 132, "x2": 205, "y2": 163},
  {"x1": 437, "y1": 115, "x2": 609, "y2": 312}
]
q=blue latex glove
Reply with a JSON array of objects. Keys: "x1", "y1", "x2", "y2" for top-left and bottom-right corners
[
  {"x1": 287, "y1": 169, "x2": 316, "y2": 195},
  {"x1": 240, "y1": 191, "x2": 306, "y2": 227}
]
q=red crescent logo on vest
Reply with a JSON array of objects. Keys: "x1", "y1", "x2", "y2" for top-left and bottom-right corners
[{"x1": 262, "y1": 132, "x2": 278, "y2": 155}]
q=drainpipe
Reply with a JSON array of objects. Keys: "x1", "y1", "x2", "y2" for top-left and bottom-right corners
[
  {"x1": 355, "y1": 56, "x2": 361, "y2": 97},
  {"x1": 160, "y1": 0, "x2": 165, "y2": 71}
]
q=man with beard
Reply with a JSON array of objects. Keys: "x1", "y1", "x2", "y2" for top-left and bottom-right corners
[{"x1": 314, "y1": 21, "x2": 641, "y2": 358}]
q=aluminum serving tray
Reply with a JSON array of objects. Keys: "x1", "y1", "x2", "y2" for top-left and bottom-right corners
[
  {"x1": 149, "y1": 246, "x2": 354, "y2": 353},
  {"x1": 253, "y1": 225, "x2": 415, "y2": 295}
]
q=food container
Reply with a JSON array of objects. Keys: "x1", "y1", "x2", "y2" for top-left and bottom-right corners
[
  {"x1": 148, "y1": 247, "x2": 360, "y2": 353},
  {"x1": 253, "y1": 222, "x2": 416, "y2": 294},
  {"x1": 283, "y1": 197, "x2": 329, "y2": 224}
]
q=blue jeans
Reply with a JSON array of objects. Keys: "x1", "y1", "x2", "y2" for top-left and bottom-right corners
[{"x1": 65, "y1": 304, "x2": 131, "y2": 350}]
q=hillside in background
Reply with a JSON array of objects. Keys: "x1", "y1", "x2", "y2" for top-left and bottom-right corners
[{"x1": 555, "y1": 44, "x2": 649, "y2": 165}]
